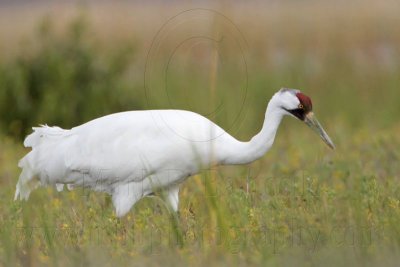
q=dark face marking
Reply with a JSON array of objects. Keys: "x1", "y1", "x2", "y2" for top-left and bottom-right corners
[
  {"x1": 287, "y1": 108, "x2": 306, "y2": 120},
  {"x1": 283, "y1": 92, "x2": 313, "y2": 121}
]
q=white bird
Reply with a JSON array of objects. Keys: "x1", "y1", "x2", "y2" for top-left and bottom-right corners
[{"x1": 15, "y1": 88, "x2": 334, "y2": 217}]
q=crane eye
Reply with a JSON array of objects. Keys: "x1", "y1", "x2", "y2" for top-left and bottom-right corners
[{"x1": 298, "y1": 104, "x2": 304, "y2": 109}]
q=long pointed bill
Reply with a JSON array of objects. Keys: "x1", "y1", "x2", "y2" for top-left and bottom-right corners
[{"x1": 304, "y1": 112, "x2": 335, "y2": 149}]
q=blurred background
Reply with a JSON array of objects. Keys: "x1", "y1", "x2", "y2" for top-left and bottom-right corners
[
  {"x1": 1, "y1": 0, "x2": 399, "y2": 140},
  {"x1": 0, "y1": 1, "x2": 400, "y2": 266}
]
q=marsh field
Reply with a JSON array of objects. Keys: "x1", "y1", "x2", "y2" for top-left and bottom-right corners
[{"x1": 1, "y1": 1, "x2": 400, "y2": 266}]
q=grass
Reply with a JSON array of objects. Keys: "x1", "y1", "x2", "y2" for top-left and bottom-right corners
[
  {"x1": 1, "y1": 1, "x2": 400, "y2": 266},
  {"x1": 1, "y1": 125, "x2": 400, "y2": 266}
]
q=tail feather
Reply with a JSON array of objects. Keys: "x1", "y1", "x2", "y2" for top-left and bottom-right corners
[{"x1": 15, "y1": 125, "x2": 68, "y2": 201}]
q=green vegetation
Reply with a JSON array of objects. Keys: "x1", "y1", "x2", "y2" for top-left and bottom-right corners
[
  {"x1": 0, "y1": 16, "x2": 139, "y2": 139},
  {"x1": 0, "y1": 3, "x2": 400, "y2": 266}
]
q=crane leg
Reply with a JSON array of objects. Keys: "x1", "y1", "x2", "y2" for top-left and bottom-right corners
[
  {"x1": 112, "y1": 182, "x2": 143, "y2": 217},
  {"x1": 165, "y1": 184, "x2": 180, "y2": 213}
]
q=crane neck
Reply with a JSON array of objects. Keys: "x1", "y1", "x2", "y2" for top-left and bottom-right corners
[{"x1": 222, "y1": 97, "x2": 284, "y2": 165}]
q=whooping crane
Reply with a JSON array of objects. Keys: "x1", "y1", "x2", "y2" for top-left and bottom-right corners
[{"x1": 15, "y1": 88, "x2": 334, "y2": 217}]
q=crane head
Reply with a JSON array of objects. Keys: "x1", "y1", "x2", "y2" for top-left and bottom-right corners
[{"x1": 278, "y1": 88, "x2": 335, "y2": 149}]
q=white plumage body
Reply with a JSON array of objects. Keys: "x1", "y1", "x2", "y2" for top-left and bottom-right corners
[{"x1": 16, "y1": 110, "x2": 245, "y2": 216}]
